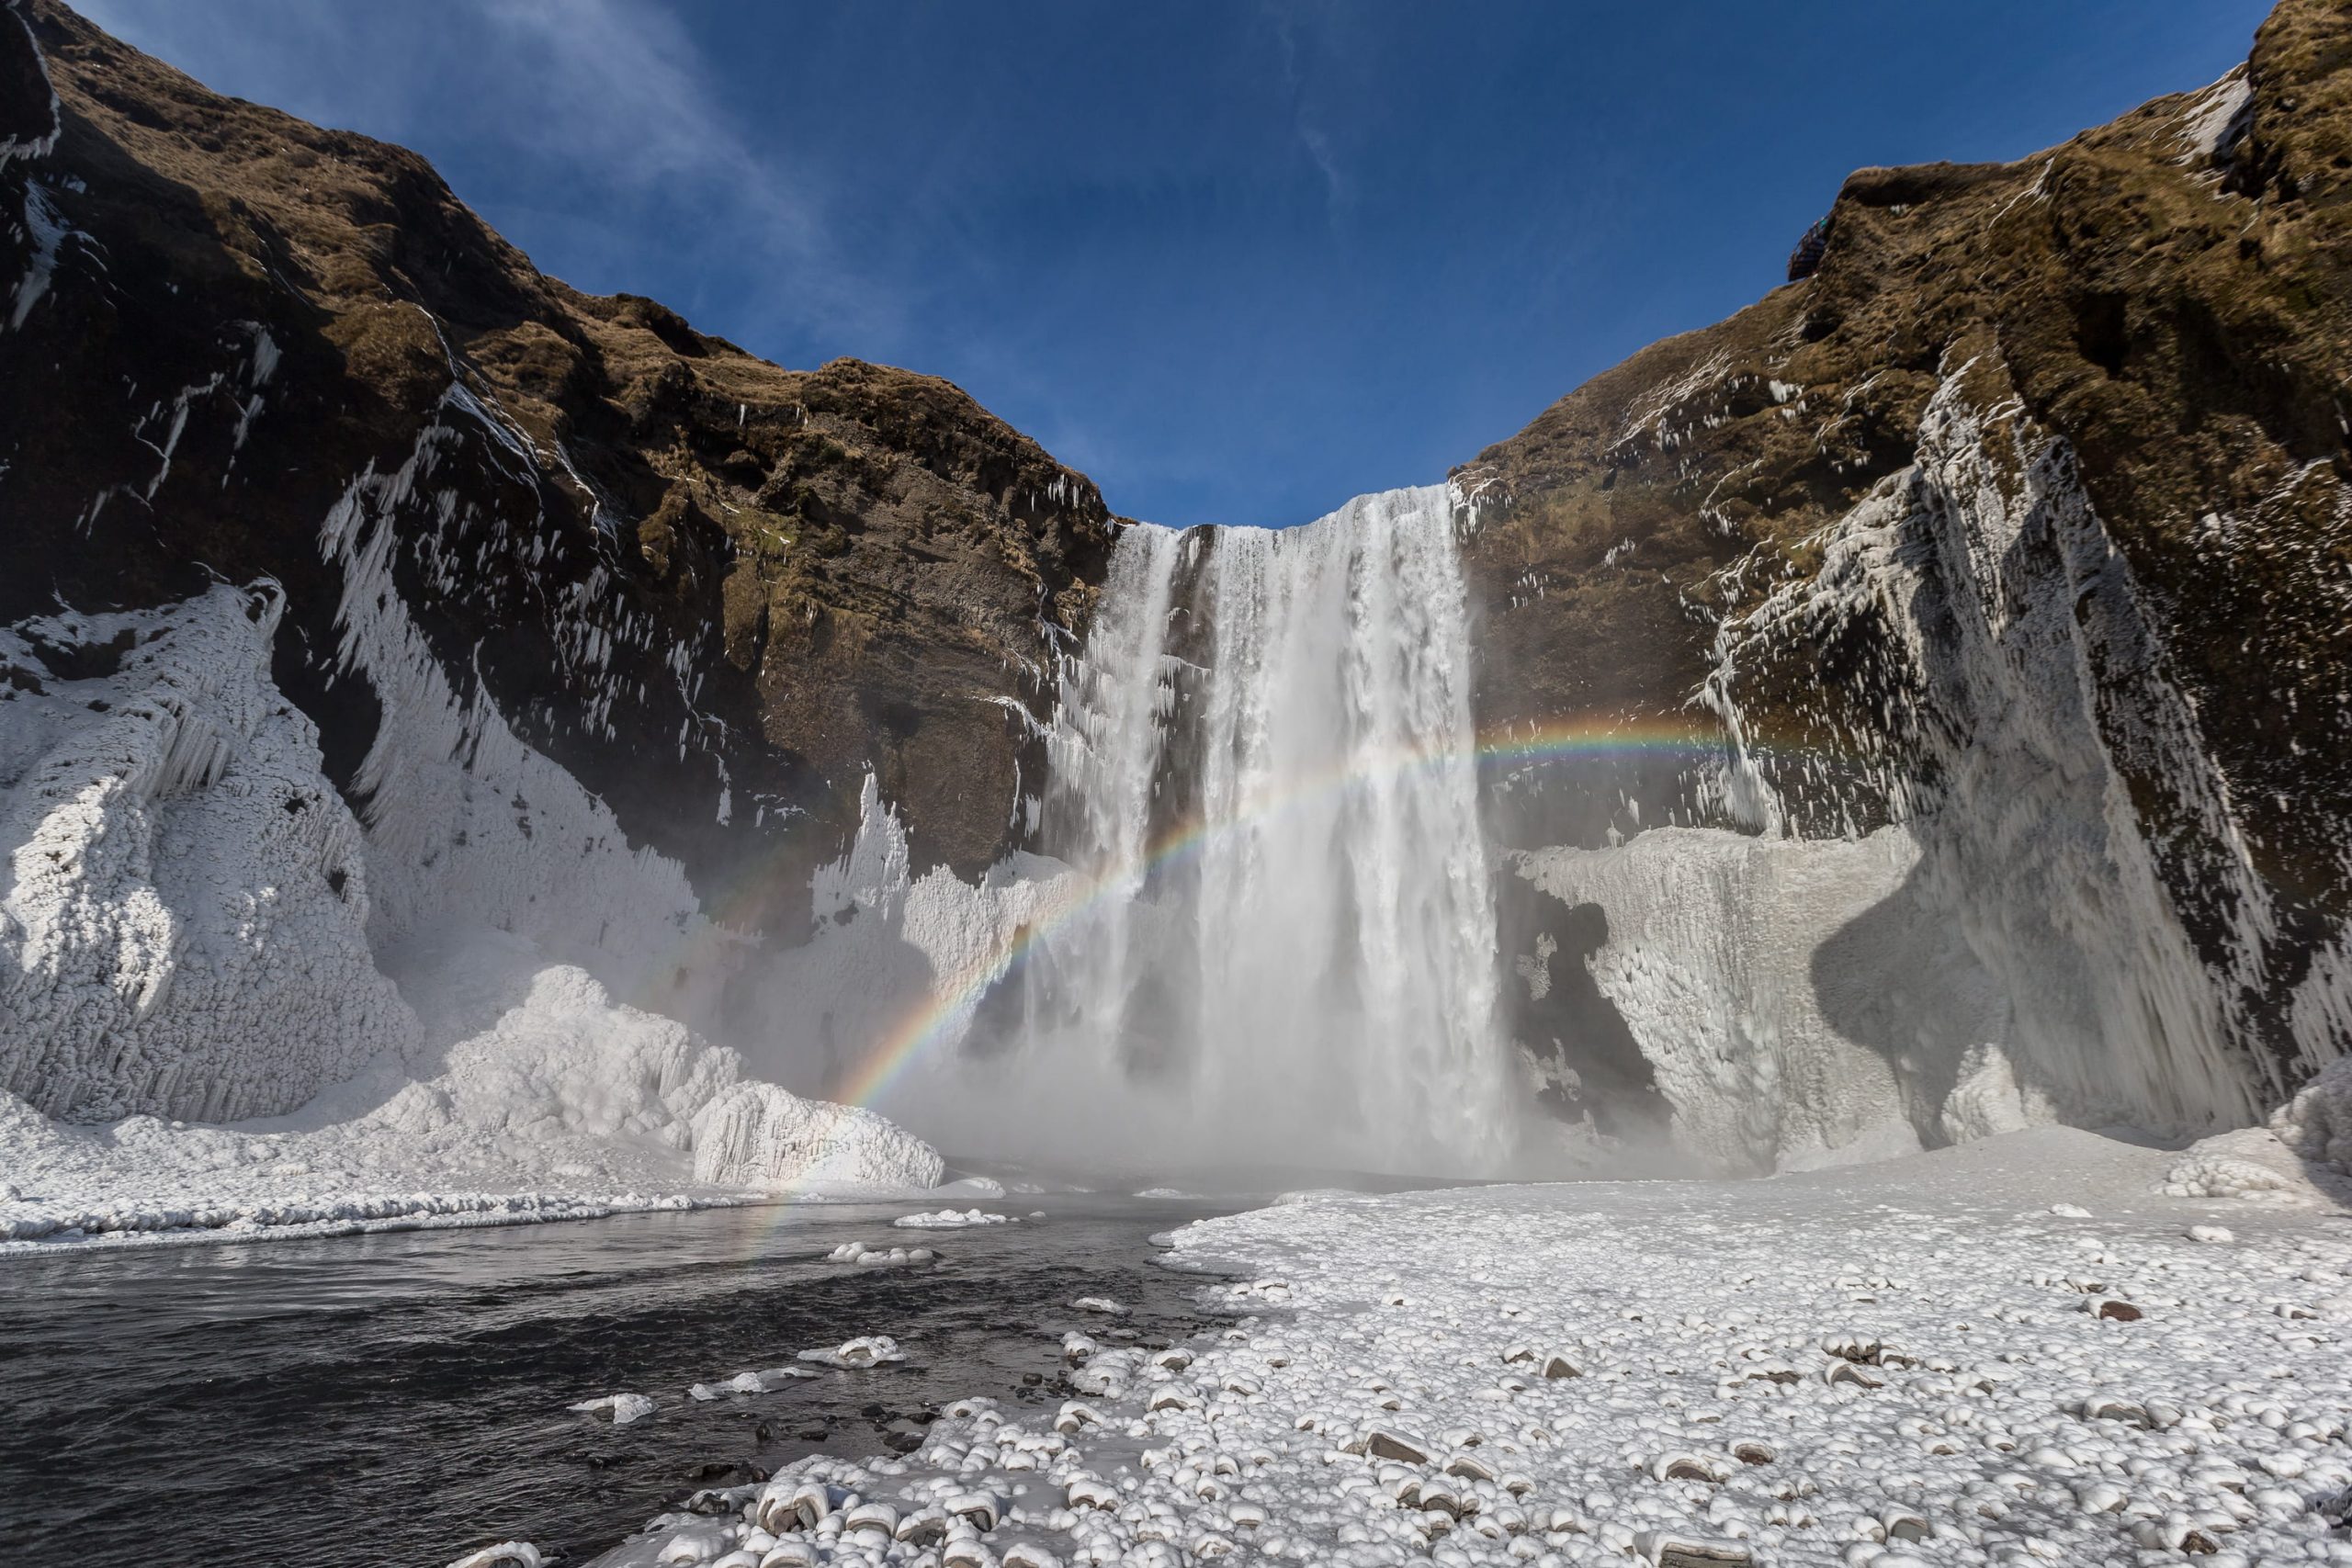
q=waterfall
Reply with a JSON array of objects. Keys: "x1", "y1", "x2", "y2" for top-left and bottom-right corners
[{"x1": 966, "y1": 486, "x2": 1517, "y2": 1176}]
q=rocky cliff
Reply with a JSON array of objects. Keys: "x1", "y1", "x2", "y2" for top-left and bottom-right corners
[
  {"x1": 1, "y1": 0, "x2": 1113, "y2": 899},
  {"x1": 5, "y1": 0, "x2": 2348, "y2": 1179},
  {"x1": 0, "y1": 0, "x2": 1112, "y2": 1123},
  {"x1": 1464, "y1": 0, "x2": 2352, "y2": 1165}
]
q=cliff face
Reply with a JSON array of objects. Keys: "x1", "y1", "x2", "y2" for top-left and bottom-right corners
[
  {"x1": 0, "y1": 0, "x2": 1113, "y2": 929},
  {"x1": 1463, "y1": 0, "x2": 2352, "y2": 1156},
  {"x1": 6, "y1": 0, "x2": 2347, "y2": 1167}
]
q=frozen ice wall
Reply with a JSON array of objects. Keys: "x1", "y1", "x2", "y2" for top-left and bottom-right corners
[
  {"x1": 1509, "y1": 356, "x2": 2345, "y2": 1170},
  {"x1": 0, "y1": 583, "x2": 415, "y2": 1122}
]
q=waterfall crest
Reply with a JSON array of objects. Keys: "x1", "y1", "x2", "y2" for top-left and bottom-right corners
[{"x1": 968, "y1": 485, "x2": 1516, "y2": 1175}]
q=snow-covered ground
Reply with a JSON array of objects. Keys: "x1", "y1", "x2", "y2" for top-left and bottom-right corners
[
  {"x1": 0, "y1": 929, "x2": 946, "y2": 1252},
  {"x1": 572, "y1": 1124, "x2": 2352, "y2": 1568}
]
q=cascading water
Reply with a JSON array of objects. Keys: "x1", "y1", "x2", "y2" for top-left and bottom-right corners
[{"x1": 963, "y1": 486, "x2": 1518, "y2": 1176}]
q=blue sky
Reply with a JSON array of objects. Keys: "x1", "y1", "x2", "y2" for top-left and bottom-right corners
[{"x1": 85, "y1": 1, "x2": 2269, "y2": 528}]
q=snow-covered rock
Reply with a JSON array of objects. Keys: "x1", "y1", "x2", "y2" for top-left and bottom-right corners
[
  {"x1": 797, "y1": 1335, "x2": 905, "y2": 1369},
  {"x1": 691, "y1": 1081, "x2": 944, "y2": 1193},
  {"x1": 2272, "y1": 1053, "x2": 2352, "y2": 1177}
]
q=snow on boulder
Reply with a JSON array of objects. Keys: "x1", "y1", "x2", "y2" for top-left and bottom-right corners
[
  {"x1": 797, "y1": 1334, "x2": 905, "y2": 1368},
  {"x1": 691, "y1": 1081, "x2": 943, "y2": 1193},
  {"x1": 0, "y1": 584, "x2": 417, "y2": 1123}
]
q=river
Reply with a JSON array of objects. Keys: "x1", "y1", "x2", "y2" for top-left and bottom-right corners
[{"x1": 0, "y1": 1194, "x2": 1232, "y2": 1567}]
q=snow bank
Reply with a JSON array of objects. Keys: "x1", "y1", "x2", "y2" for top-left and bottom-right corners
[
  {"x1": 0, "y1": 583, "x2": 415, "y2": 1122},
  {"x1": 377, "y1": 931, "x2": 737, "y2": 1157},
  {"x1": 0, "y1": 911, "x2": 944, "y2": 1251},
  {"x1": 584, "y1": 1127, "x2": 2352, "y2": 1568}
]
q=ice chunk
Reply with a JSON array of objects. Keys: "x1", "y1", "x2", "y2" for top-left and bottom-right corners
[
  {"x1": 444, "y1": 1544, "x2": 544, "y2": 1568},
  {"x1": 797, "y1": 1335, "x2": 905, "y2": 1369},
  {"x1": 569, "y1": 1393, "x2": 656, "y2": 1425}
]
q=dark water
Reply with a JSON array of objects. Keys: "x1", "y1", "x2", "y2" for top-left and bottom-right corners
[{"x1": 0, "y1": 1196, "x2": 1232, "y2": 1568}]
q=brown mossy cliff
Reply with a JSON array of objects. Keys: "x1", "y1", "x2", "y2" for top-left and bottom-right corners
[
  {"x1": 0, "y1": 0, "x2": 1115, "y2": 927},
  {"x1": 1456, "y1": 0, "x2": 2352, "y2": 1089}
]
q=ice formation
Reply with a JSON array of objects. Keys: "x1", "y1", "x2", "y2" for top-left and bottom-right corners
[
  {"x1": 582, "y1": 1128, "x2": 2352, "y2": 1568},
  {"x1": 0, "y1": 384, "x2": 951, "y2": 1234},
  {"x1": 1513, "y1": 826, "x2": 2025, "y2": 1172},
  {"x1": 0, "y1": 587, "x2": 941, "y2": 1245},
  {"x1": 0, "y1": 583, "x2": 413, "y2": 1122},
  {"x1": 893, "y1": 1208, "x2": 1012, "y2": 1228},
  {"x1": 316, "y1": 411, "x2": 714, "y2": 989},
  {"x1": 2272, "y1": 1055, "x2": 2352, "y2": 1179},
  {"x1": 0, "y1": 939, "x2": 944, "y2": 1247},
  {"x1": 690, "y1": 1082, "x2": 944, "y2": 1193}
]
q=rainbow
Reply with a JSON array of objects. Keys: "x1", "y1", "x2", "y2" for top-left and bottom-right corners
[
  {"x1": 710, "y1": 714, "x2": 1737, "y2": 1206},
  {"x1": 833, "y1": 715, "x2": 1724, "y2": 1109}
]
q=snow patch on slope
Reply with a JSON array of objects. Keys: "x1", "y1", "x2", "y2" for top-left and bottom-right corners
[
  {"x1": 318, "y1": 401, "x2": 715, "y2": 999},
  {"x1": 2176, "y1": 64, "x2": 2255, "y2": 164}
]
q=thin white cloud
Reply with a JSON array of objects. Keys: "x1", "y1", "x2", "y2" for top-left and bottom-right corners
[
  {"x1": 1258, "y1": 0, "x2": 1351, "y2": 226},
  {"x1": 74, "y1": 0, "x2": 881, "y2": 341}
]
